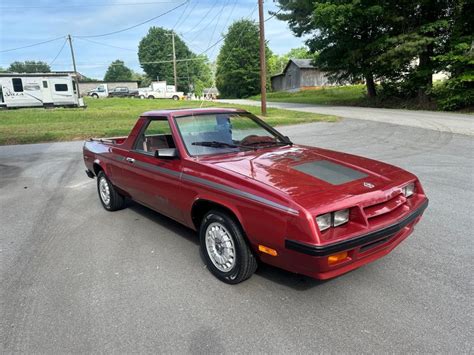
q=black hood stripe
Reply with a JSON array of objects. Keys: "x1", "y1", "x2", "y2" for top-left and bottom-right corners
[{"x1": 293, "y1": 160, "x2": 368, "y2": 185}]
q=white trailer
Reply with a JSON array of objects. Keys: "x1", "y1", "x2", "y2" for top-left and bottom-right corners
[
  {"x1": 0, "y1": 73, "x2": 84, "y2": 109},
  {"x1": 138, "y1": 81, "x2": 184, "y2": 100}
]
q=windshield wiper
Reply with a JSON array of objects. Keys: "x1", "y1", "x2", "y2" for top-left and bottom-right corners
[
  {"x1": 242, "y1": 140, "x2": 291, "y2": 148},
  {"x1": 192, "y1": 141, "x2": 252, "y2": 149}
]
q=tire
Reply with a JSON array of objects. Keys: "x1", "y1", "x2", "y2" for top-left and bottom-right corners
[
  {"x1": 140, "y1": 95, "x2": 145, "y2": 99},
  {"x1": 148, "y1": 95, "x2": 155, "y2": 99},
  {"x1": 172, "y1": 95, "x2": 179, "y2": 101},
  {"x1": 97, "y1": 171, "x2": 125, "y2": 211},
  {"x1": 91, "y1": 93, "x2": 99, "y2": 99},
  {"x1": 200, "y1": 210, "x2": 257, "y2": 284}
]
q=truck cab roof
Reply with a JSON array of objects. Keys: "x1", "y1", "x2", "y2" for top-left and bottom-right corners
[{"x1": 141, "y1": 107, "x2": 247, "y2": 117}]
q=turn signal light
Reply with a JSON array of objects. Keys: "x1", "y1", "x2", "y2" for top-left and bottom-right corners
[
  {"x1": 258, "y1": 245, "x2": 278, "y2": 256},
  {"x1": 328, "y1": 251, "x2": 348, "y2": 265}
]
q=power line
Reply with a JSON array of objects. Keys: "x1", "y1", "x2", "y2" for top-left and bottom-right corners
[
  {"x1": 74, "y1": 37, "x2": 136, "y2": 52},
  {"x1": 141, "y1": 57, "x2": 206, "y2": 64},
  {"x1": 199, "y1": 4, "x2": 258, "y2": 105},
  {"x1": 264, "y1": 8, "x2": 282, "y2": 22},
  {"x1": 171, "y1": 0, "x2": 191, "y2": 30},
  {"x1": 206, "y1": 0, "x2": 237, "y2": 57},
  {"x1": 206, "y1": 0, "x2": 231, "y2": 50},
  {"x1": 183, "y1": 0, "x2": 235, "y2": 54},
  {"x1": 49, "y1": 38, "x2": 68, "y2": 66},
  {"x1": 187, "y1": 3, "x2": 224, "y2": 43},
  {"x1": 173, "y1": 0, "x2": 200, "y2": 30},
  {"x1": 0, "y1": 1, "x2": 177, "y2": 9},
  {"x1": 192, "y1": 4, "x2": 257, "y2": 60},
  {"x1": 47, "y1": 57, "x2": 206, "y2": 67},
  {"x1": 0, "y1": 36, "x2": 64, "y2": 53},
  {"x1": 180, "y1": 0, "x2": 219, "y2": 36},
  {"x1": 75, "y1": 1, "x2": 187, "y2": 38}
]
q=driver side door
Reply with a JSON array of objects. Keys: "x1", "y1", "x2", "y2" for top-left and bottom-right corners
[{"x1": 120, "y1": 117, "x2": 184, "y2": 222}]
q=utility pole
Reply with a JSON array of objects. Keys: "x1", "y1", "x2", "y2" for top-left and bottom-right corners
[
  {"x1": 67, "y1": 34, "x2": 80, "y2": 97},
  {"x1": 258, "y1": 0, "x2": 267, "y2": 116},
  {"x1": 171, "y1": 32, "x2": 177, "y2": 90}
]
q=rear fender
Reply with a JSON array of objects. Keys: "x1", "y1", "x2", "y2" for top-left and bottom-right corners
[{"x1": 93, "y1": 158, "x2": 108, "y2": 176}]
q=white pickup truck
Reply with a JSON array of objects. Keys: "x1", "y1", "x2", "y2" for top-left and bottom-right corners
[{"x1": 138, "y1": 81, "x2": 184, "y2": 100}]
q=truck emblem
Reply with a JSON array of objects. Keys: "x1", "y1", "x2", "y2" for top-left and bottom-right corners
[{"x1": 363, "y1": 182, "x2": 375, "y2": 189}]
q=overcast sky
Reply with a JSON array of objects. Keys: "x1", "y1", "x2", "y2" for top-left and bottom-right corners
[{"x1": 0, "y1": 0, "x2": 306, "y2": 79}]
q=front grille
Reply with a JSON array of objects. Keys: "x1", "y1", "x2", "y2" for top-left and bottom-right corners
[{"x1": 364, "y1": 194, "x2": 407, "y2": 221}]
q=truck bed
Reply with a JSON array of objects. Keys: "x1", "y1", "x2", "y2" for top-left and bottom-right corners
[{"x1": 88, "y1": 136, "x2": 128, "y2": 146}]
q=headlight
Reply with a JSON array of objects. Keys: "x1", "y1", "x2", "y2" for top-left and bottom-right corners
[
  {"x1": 402, "y1": 182, "x2": 415, "y2": 197},
  {"x1": 333, "y1": 209, "x2": 350, "y2": 227},
  {"x1": 316, "y1": 213, "x2": 332, "y2": 231},
  {"x1": 316, "y1": 209, "x2": 350, "y2": 231}
]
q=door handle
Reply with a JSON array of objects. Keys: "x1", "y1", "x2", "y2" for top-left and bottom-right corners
[{"x1": 125, "y1": 157, "x2": 135, "y2": 163}]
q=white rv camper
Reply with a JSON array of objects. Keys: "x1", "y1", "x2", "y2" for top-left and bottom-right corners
[{"x1": 0, "y1": 73, "x2": 84, "y2": 109}]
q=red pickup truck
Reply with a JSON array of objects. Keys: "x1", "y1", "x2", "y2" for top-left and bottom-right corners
[{"x1": 83, "y1": 108, "x2": 428, "y2": 284}]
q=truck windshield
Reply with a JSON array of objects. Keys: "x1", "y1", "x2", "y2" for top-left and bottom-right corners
[{"x1": 174, "y1": 113, "x2": 288, "y2": 156}]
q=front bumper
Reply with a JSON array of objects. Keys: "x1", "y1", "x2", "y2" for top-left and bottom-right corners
[{"x1": 284, "y1": 198, "x2": 429, "y2": 279}]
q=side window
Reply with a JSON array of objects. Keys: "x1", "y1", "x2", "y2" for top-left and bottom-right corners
[
  {"x1": 12, "y1": 78, "x2": 23, "y2": 92},
  {"x1": 55, "y1": 83, "x2": 68, "y2": 92},
  {"x1": 42, "y1": 81, "x2": 48, "y2": 88},
  {"x1": 135, "y1": 119, "x2": 175, "y2": 154},
  {"x1": 72, "y1": 81, "x2": 76, "y2": 91}
]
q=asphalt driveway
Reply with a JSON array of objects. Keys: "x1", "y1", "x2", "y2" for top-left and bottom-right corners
[
  {"x1": 220, "y1": 99, "x2": 474, "y2": 136},
  {"x1": 1, "y1": 117, "x2": 472, "y2": 352}
]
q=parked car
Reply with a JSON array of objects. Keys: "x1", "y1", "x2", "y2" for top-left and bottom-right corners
[
  {"x1": 83, "y1": 108, "x2": 429, "y2": 284},
  {"x1": 108, "y1": 87, "x2": 139, "y2": 98}
]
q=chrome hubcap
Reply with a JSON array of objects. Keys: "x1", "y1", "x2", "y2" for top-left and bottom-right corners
[
  {"x1": 99, "y1": 177, "x2": 111, "y2": 205},
  {"x1": 205, "y1": 222, "x2": 236, "y2": 272}
]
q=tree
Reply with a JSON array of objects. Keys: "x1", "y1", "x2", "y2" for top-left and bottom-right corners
[
  {"x1": 79, "y1": 75, "x2": 100, "y2": 82},
  {"x1": 7, "y1": 61, "x2": 51, "y2": 73},
  {"x1": 276, "y1": 0, "x2": 397, "y2": 97},
  {"x1": 376, "y1": 0, "x2": 459, "y2": 100},
  {"x1": 131, "y1": 71, "x2": 152, "y2": 87},
  {"x1": 275, "y1": 0, "x2": 462, "y2": 100},
  {"x1": 138, "y1": 27, "x2": 212, "y2": 92},
  {"x1": 432, "y1": 0, "x2": 474, "y2": 110},
  {"x1": 216, "y1": 19, "x2": 272, "y2": 98},
  {"x1": 104, "y1": 60, "x2": 133, "y2": 81}
]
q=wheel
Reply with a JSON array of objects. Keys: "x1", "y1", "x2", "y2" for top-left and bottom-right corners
[
  {"x1": 91, "y1": 93, "x2": 99, "y2": 99},
  {"x1": 200, "y1": 210, "x2": 257, "y2": 284},
  {"x1": 139, "y1": 95, "x2": 145, "y2": 99},
  {"x1": 172, "y1": 95, "x2": 179, "y2": 101},
  {"x1": 97, "y1": 171, "x2": 125, "y2": 211},
  {"x1": 148, "y1": 95, "x2": 155, "y2": 99}
]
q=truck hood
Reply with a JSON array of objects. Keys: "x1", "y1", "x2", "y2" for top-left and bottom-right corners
[{"x1": 201, "y1": 145, "x2": 410, "y2": 207}]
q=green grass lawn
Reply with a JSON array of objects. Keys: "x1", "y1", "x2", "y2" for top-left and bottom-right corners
[
  {"x1": 0, "y1": 98, "x2": 338, "y2": 145},
  {"x1": 251, "y1": 85, "x2": 367, "y2": 105}
]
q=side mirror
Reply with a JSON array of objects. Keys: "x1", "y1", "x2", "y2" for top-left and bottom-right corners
[{"x1": 154, "y1": 148, "x2": 179, "y2": 159}]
